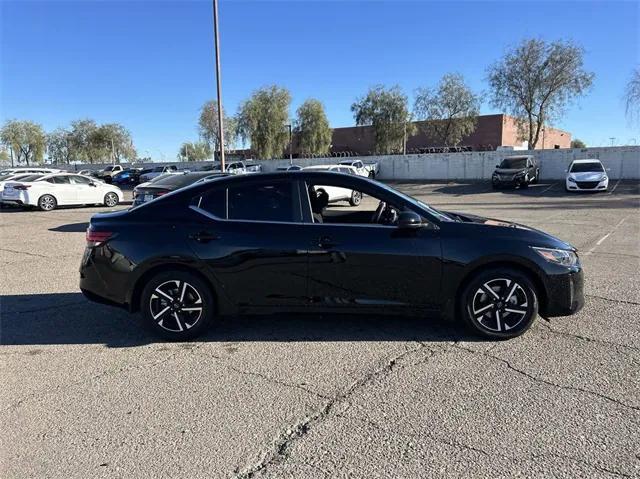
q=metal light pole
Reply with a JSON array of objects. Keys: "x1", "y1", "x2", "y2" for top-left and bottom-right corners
[
  {"x1": 212, "y1": 0, "x2": 225, "y2": 171},
  {"x1": 286, "y1": 123, "x2": 293, "y2": 164}
]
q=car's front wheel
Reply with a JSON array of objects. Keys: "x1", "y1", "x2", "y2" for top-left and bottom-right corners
[
  {"x1": 38, "y1": 194, "x2": 57, "y2": 211},
  {"x1": 104, "y1": 192, "x2": 119, "y2": 207},
  {"x1": 141, "y1": 271, "x2": 214, "y2": 340},
  {"x1": 460, "y1": 268, "x2": 538, "y2": 339}
]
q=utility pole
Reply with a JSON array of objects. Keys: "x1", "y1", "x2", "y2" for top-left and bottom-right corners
[
  {"x1": 212, "y1": 0, "x2": 225, "y2": 171},
  {"x1": 111, "y1": 138, "x2": 115, "y2": 164},
  {"x1": 287, "y1": 123, "x2": 293, "y2": 165},
  {"x1": 403, "y1": 122, "x2": 407, "y2": 155},
  {"x1": 9, "y1": 145, "x2": 14, "y2": 167},
  {"x1": 609, "y1": 137, "x2": 616, "y2": 146}
]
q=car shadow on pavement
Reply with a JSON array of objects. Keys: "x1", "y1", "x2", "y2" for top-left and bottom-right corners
[
  {"x1": 1, "y1": 292, "x2": 480, "y2": 347},
  {"x1": 49, "y1": 222, "x2": 89, "y2": 233}
]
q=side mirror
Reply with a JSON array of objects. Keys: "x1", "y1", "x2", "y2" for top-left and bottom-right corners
[
  {"x1": 495, "y1": 164, "x2": 499, "y2": 168},
  {"x1": 398, "y1": 211, "x2": 424, "y2": 229}
]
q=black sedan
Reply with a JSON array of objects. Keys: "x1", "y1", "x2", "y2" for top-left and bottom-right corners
[
  {"x1": 80, "y1": 171, "x2": 584, "y2": 340},
  {"x1": 132, "y1": 171, "x2": 226, "y2": 206}
]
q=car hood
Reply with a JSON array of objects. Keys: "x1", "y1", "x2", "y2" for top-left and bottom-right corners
[
  {"x1": 494, "y1": 168, "x2": 526, "y2": 175},
  {"x1": 443, "y1": 210, "x2": 575, "y2": 250},
  {"x1": 568, "y1": 171, "x2": 606, "y2": 181}
]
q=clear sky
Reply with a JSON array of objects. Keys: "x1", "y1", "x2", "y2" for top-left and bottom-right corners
[{"x1": 1, "y1": 0, "x2": 638, "y2": 160}]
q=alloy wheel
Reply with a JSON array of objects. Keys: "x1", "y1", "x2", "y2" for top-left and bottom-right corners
[
  {"x1": 470, "y1": 278, "x2": 529, "y2": 332},
  {"x1": 39, "y1": 195, "x2": 56, "y2": 211},
  {"x1": 351, "y1": 191, "x2": 362, "y2": 206},
  {"x1": 105, "y1": 193, "x2": 118, "y2": 207},
  {"x1": 149, "y1": 280, "x2": 204, "y2": 333}
]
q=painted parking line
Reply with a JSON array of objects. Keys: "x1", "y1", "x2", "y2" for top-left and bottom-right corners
[
  {"x1": 583, "y1": 216, "x2": 628, "y2": 256},
  {"x1": 609, "y1": 178, "x2": 622, "y2": 194},
  {"x1": 538, "y1": 183, "x2": 557, "y2": 194}
]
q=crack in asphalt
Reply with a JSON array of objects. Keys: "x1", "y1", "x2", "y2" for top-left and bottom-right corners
[
  {"x1": 354, "y1": 415, "x2": 631, "y2": 478},
  {"x1": 3, "y1": 344, "x2": 202, "y2": 413},
  {"x1": 0, "y1": 247, "x2": 50, "y2": 259},
  {"x1": 454, "y1": 344, "x2": 639, "y2": 412},
  {"x1": 204, "y1": 352, "x2": 331, "y2": 400},
  {"x1": 586, "y1": 294, "x2": 640, "y2": 306},
  {"x1": 536, "y1": 321, "x2": 640, "y2": 353},
  {"x1": 231, "y1": 343, "x2": 440, "y2": 479}
]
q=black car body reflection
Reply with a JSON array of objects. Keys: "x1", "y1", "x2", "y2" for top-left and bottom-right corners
[{"x1": 80, "y1": 171, "x2": 584, "y2": 340}]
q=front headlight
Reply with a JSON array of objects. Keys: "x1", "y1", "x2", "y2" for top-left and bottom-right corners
[
  {"x1": 602, "y1": 175, "x2": 608, "y2": 181},
  {"x1": 532, "y1": 247, "x2": 579, "y2": 267},
  {"x1": 568, "y1": 177, "x2": 576, "y2": 183}
]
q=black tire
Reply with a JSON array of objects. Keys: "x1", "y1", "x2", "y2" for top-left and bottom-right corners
[
  {"x1": 532, "y1": 170, "x2": 539, "y2": 184},
  {"x1": 460, "y1": 267, "x2": 538, "y2": 339},
  {"x1": 140, "y1": 271, "x2": 214, "y2": 340},
  {"x1": 38, "y1": 194, "x2": 57, "y2": 211},
  {"x1": 368, "y1": 171, "x2": 376, "y2": 179},
  {"x1": 349, "y1": 190, "x2": 362, "y2": 206},
  {"x1": 104, "y1": 192, "x2": 119, "y2": 207}
]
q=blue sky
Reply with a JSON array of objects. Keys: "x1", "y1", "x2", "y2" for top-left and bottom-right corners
[{"x1": 1, "y1": 0, "x2": 638, "y2": 160}]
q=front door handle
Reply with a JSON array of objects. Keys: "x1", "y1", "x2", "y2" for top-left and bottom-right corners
[
  {"x1": 317, "y1": 236, "x2": 338, "y2": 249},
  {"x1": 189, "y1": 231, "x2": 220, "y2": 243}
]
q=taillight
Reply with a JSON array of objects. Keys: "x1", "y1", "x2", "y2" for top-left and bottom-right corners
[
  {"x1": 86, "y1": 228, "x2": 113, "y2": 246},
  {"x1": 156, "y1": 191, "x2": 169, "y2": 196},
  {"x1": 13, "y1": 184, "x2": 31, "y2": 190}
]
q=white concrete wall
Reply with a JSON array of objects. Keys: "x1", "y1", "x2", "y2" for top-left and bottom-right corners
[{"x1": 59, "y1": 146, "x2": 639, "y2": 181}]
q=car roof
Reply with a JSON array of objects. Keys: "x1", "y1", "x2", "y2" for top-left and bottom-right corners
[
  {"x1": 571, "y1": 159, "x2": 602, "y2": 163},
  {"x1": 303, "y1": 164, "x2": 355, "y2": 170}
]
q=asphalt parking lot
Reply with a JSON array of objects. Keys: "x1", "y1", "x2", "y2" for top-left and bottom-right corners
[{"x1": 1, "y1": 180, "x2": 639, "y2": 478}]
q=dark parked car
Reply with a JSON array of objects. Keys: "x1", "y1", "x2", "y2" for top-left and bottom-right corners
[
  {"x1": 81, "y1": 172, "x2": 584, "y2": 340},
  {"x1": 132, "y1": 171, "x2": 226, "y2": 207},
  {"x1": 492, "y1": 155, "x2": 539, "y2": 189},
  {"x1": 112, "y1": 168, "x2": 143, "y2": 186}
]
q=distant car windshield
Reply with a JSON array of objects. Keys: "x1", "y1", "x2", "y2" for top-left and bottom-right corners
[
  {"x1": 0, "y1": 173, "x2": 15, "y2": 181},
  {"x1": 498, "y1": 158, "x2": 528, "y2": 169},
  {"x1": 104, "y1": 166, "x2": 114, "y2": 172},
  {"x1": 570, "y1": 162, "x2": 604, "y2": 173}
]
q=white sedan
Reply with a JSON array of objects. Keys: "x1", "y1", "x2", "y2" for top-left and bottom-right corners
[
  {"x1": 303, "y1": 164, "x2": 362, "y2": 206},
  {"x1": 2, "y1": 173, "x2": 124, "y2": 211},
  {"x1": 565, "y1": 159, "x2": 609, "y2": 192}
]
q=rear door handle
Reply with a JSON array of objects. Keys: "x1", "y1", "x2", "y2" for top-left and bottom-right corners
[
  {"x1": 189, "y1": 231, "x2": 220, "y2": 243},
  {"x1": 317, "y1": 236, "x2": 338, "y2": 249}
]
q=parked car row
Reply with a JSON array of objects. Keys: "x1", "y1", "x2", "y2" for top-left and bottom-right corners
[{"x1": 491, "y1": 155, "x2": 609, "y2": 192}]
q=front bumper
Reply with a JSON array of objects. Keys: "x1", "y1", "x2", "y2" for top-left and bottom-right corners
[
  {"x1": 493, "y1": 176, "x2": 527, "y2": 187},
  {"x1": 565, "y1": 179, "x2": 608, "y2": 191},
  {"x1": 540, "y1": 267, "x2": 584, "y2": 317}
]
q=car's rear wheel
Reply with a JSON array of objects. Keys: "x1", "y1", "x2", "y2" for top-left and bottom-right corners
[
  {"x1": 38, "y1": 194, "x2": 57, "y2": 211},
  {"x1": 104, "y1": 192, "x2": 119, "y2": 207},
  {"x1": 460, "y1": 268, "x2": 538, "y2": 339},
  {"x1": 141, "y1": 271, "x2": 214, "y2": 340},
  {"x1": 349, "y1": 190, "x2": 362, "y2": 206}
]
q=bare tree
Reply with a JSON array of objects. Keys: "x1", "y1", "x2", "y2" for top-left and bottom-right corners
[
  {"x1": 625, "y1": 68, "x2": 640, "y2": 125},
  {"x1": 414, "y1": 73, "x2": 481, "y2": 147},
  {"x1": 487, "y1": 38, "x2": 594, "y2": 148}
]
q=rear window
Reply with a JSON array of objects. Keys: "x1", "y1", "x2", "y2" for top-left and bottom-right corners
[
  {"x1": 193, "y1": 188, "x2": 226, "y2": 219},
  {"x1": 228, "y1": 181, "x2": 294, "y2": 222},
  {"x1": 570, "y1": 162, "x2": 604, "y2": 173},
  {"x1": 13, "y1": 174, "x2": 43, "y2": 182},
  {"x1": 153, "y1": 174, "x2": 209, "y2": 189}
]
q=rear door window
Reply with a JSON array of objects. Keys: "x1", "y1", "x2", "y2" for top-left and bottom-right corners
[
  {"x1": 193, "y1": 188, "x2": 226, "y2": 219},
  {"x1": 228, "y1": 181, "x2": 295, "y2": 222}
]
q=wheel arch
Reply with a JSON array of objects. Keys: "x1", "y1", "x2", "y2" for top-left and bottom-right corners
[
  {"x1": 453, "y1": 260, "x2": 549, "y2": 320},
  {"x1": 129, "y1": 262, "x2": 222, "y2": 314}
]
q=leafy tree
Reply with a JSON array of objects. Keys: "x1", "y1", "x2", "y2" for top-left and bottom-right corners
[
  {"x1": 198, "y1": 101, "x2": 237, "y2": 158},
  {"x1": 625, "y1": 67, "x2": 640, "y2": 125},
  {"x1": 414, "y1": 73, "x2": 481, "y2": 147},
  {"x1": 0, "y1": 120, "x2": 46, "y2": 165},
  {"x1": 47, "y1": 128, "x2": 74, "y2": 164},
  {"x1": 67, "y1": 119, "x2": 136, "y2": 163},
  {"x1": 0, "y1": 148, "x2": 9, "y2": 165},
  {"x1": 236, "y1": 85, "x2": 291, "y2": 159},
  {"x1": 294, "y1": 99, "x2": 332, "y2": 156},
  {"x1": 570, "y1": 138, "x2": 586, "y2": 149},
  {"x1": 487, "y1": 38, "x2": 594, "y2": 149},
  {"x1": 179, "y1": 141, "x2": 211, "y2": 161},
  {"x1": 351, "y1": 85, "x2": 414, "y2": 154}
]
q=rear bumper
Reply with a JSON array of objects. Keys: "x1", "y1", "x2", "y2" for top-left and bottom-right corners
[
  {"x1": 79, "y1": 247, "x2": 131, "y2": 310},
  {"x1": 540, "y1": 267, "x2": 584, "y2": 317}
]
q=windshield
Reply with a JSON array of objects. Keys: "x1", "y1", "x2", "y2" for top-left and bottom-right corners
[
  {"x1": 570, "y1": 162, "x2": 604, "y2": 173},
  {"x1": 498, "y1": 157, "x2": 528, "y2": 169},
  {"x1": 0, "y1": 173, "x2": 15, "y2": 181},
  {"x1": 374, "y1": 181, "x2": 454, "y2": 222},
  {"x1": 104, "y1": 166, "x2": 114, "y2": 172}
]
